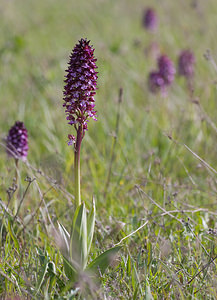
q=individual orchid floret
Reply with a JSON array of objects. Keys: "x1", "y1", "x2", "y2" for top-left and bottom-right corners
[
  {"x1": 6, "y1": 121, "x2": 28, "y2": 161},
  {"x1": 63, "y1": 38, "x2": 98, "y2": 136},
  {"x1": 143, "y1": 8, "x2": 158, "y2": 31},
  {"x1": 67, "y1": 134, "x2": 76, "y2": 146},
  {"x1": 178, "y1": 50, "x2": 195, "y2": 78}
]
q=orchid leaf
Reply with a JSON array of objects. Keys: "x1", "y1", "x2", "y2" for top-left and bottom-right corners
[
  {"x1": 87, "y1": 197, "x2": 95, "y2": 256},
  {"x1": 70, "y1": 202, "x2": 88, "y2": 269},
  {"x1": 87, "y1": 246, "x2": 121, "y2": 275},
  {"x1": 57, "y1": 222, "x2": 70, "y2": 255},
  {"x1": 62, "y1": 255, "x2": 77, "y2": 282}
]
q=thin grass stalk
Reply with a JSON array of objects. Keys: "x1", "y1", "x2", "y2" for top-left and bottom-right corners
[{"x1": 104, "y1": 88, "x2": 123, "y2": 199}]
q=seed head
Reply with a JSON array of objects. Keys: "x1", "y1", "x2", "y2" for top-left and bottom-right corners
[
  {"x1": 63, "y1": 38, "x2": 98, "y2": 134},
  {"x1": 6, "y1": 121, "x2": 28, "y2": 161},
  {"x1": 178, "y1": 50, "x2": 195, "y2": 78},
  {"x1": 143, "y1": 8, "x2": 158, "y2": 31}
]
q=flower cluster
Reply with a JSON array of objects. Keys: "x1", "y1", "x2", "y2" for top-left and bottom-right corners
[
  {"x1": 148, "y1": 55, "x2": 176, "y2": 94},
  {"x1": 178, "y1": 50, "x2": 195, "y2": 78},
  {"x1": 63, "y1": 38, "x2": 98, "y2": 134},
  {"x1": 6, "y1": 121, "x2": 28, "y2": 161},
  {"x1": 158, "y1": 55, "x2": 176, "y2": 85},
  {"x1": 143, "y1": 8, "x2": 158, "y2": 31},
  {"x1": 148, "y1": 71, "x2": 165, "y2": 93}
]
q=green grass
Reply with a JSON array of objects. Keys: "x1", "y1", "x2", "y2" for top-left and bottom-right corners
[{"x1": 1, "y1": 0, "x2": 217, "y2": 298}]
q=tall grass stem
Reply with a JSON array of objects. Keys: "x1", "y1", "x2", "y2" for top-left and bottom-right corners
[{"x1": 104, "y1": 88, "x2": 123, "y2": 199}]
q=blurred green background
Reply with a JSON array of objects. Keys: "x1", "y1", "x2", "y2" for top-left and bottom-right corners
[{"x1": 1, "y1": 0, "x2": 217, "y2": 213}]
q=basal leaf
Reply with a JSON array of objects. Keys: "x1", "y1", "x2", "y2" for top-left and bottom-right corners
[
  {"x1": 87, "y1": 246, "x2": 121, "y2": 275},
  {"x1": 87, "y1": 197, "x2": 95, "y2": 256},
  {"x1": 62, "y1": 255, "x2": 77, "y2": 282},
  {"x1": 57, "y1": 222, "x2": 70, "y2": 255},
  {"x1": 70, "y1": 203, "x2": 87, "y2": 269}
]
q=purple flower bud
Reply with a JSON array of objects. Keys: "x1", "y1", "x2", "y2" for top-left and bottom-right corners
[
  {"x1": 158, "y1": 55, "x2": 176, "y2": 86},
  {"x1": 6, "y1": 121, "x2": 28, "y2": 161},
  {"x1": 143, "y1": 8, "x2": 158, "y2": 31},
  {"x1": 148, "y1": 71, "x2": 165, "y2": 93},
  {"x1": 178, "y1": 50, "x2": 195, "y2": 78},
  {"x1": 63, "y1": 38, "x2": 98, "y2": 133}
]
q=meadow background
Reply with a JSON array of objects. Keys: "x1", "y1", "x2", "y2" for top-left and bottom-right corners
[{"x1": 1, "y1": 0, "x2": 217, "y2": 299}]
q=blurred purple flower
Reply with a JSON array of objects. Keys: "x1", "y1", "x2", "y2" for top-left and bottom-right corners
[
  {"x1": 178, "y1": 50, "x2": 195, "y2": 78},
  {"x1": 148, "y1": 71, "x2": 165, "y2": 93},
  {"x1": 63, "y1": 38, "x2": 98, "y2": 134},
  {"x1": 158, "y1": 55, "x2": 176, "y2": 86},
  {"x1": 143, "y1": 8, "x2": 158, "y2": 31},
  {"x1": 6, "y1": 121, "x2": 28, "y2": 161},
  {"x1": 148, "y1": 55, "x2": 175, "y2": 94}
]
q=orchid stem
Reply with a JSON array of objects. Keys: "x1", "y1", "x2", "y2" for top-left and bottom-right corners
[
  {"x1": 13, "y1": 158, "x2": 19, "y2": 214},
  {"x1": 74, "y1": 125, "x2": 83, "y2": 208}
]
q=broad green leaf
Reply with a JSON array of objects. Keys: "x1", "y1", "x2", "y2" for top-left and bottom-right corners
[
  {"x1": 62, "y1": 255, "x2": 77, "y2": 282},
  {"x1": 58, "y1": 222, "x2": 70, "y2": 242},
  {"x1": 70, "y1": 203, "x2": 87, "y2": 269},
  {"x1": 87, "y1": 197, "x2": 95, "y2": 256},
  {"x1": 87, "y1": 246, "x2": 121, "y2": 275},
  {"x1": 57, "y1": 222, "x2": 70, "y2": 255}
]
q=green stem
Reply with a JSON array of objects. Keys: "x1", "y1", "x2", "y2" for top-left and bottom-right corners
[
  {"x1": 13, "y1": 158, "x2": 19, "y2": 214},
  {"x1": 74, "y1": 125, "x2": 83, "y2": 208}
]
